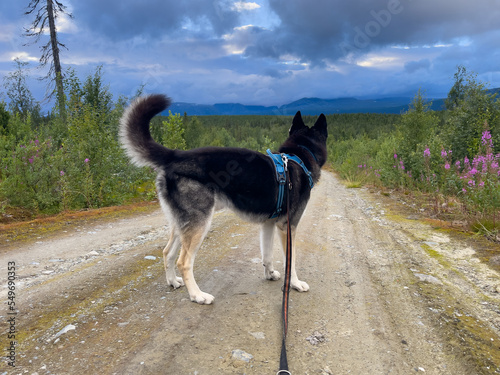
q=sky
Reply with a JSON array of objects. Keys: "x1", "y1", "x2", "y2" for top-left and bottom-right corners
[{"x1": 1, "y1": 0, "x2": 500, "y2": 109}]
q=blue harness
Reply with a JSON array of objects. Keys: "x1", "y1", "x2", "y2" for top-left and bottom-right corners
[{"x1": 266, "y1": 149, "x2": 314, "y2": 218}]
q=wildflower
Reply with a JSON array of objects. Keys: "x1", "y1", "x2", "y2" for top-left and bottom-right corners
[
  {"x1": 60, "y1": 171, "x2": 65, "y2": 176},
  {"x1": 441, "y1": 149, "x2": 447, "y2": 158},
  {"x1": 444, "y1": 163, "x2": 450, "y2": 170},
  {"x1": 469, "y1": 167, "x2": 478, "y2": 175},
  {"x1": 455, "y1": 160, "x2": 461, "y2": 169},
  {"x1": 464, "y1": 156, "x2": 469, "y2": 164},
  {"x1": 29, "y1": 158, "x2": 34, "y2": 164},
  {"x1": 423, "y1": 148, "x2": 431, "y2": 157},
  {"x1": 479, "y1": 181, "x2": 485, "y2": 187},
  {"x1": 468, "y1": 180, "x2": 475, "y2": 186},
  {"x1": 462, "y1": 188, "x2": 467, "y2": 193},
  {"x1": 481, "y1": 130, "x2": 492, "y2": 146},
  {"x1": 84, "y1": 158, "x2": 90, "y2": 163}
]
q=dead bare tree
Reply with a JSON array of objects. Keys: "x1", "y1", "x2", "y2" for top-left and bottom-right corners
[{"x1": 24, "y1": 0, "x2": 72, "y2": 119}]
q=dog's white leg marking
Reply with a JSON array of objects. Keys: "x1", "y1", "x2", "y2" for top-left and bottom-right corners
[
  {"x1": 278, "y1": 226, "x2": 310, "y2": 292},
  {"x1": 177, "y1": 218, "x2": 215, "y2": 305},
  {"x1": 163, "y1": 229, "x2": 184, "y2": 288},
  {"x1": 260, "y1": 221, "x2": 281, "y2": 281}
]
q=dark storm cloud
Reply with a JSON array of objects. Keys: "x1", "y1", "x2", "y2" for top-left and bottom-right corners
[
  {"x1": 72, "y1": 0, "x2": 240, "y2": 41},
  {"x1": 240, "y1": 0, "x2": 500, "y2": 63}
]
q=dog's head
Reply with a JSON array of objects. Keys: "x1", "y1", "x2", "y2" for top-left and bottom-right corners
[{"x1": 282, "y1": 111, "x2": 328, "y2": 167}]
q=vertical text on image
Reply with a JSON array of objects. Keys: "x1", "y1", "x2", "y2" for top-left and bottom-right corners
[{"x1": 6, "y1": 261, "x2": 17, "y2": 367}]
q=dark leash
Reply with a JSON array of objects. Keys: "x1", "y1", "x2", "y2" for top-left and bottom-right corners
[
  {"x1": 277, "y1": 155, "x2": 293, "y2": 375},
  {"x1": 267, "y1": 150, "x2": 314, "y2": 374}
]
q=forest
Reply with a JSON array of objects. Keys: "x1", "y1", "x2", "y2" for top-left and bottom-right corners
[{"x1": 1, "y1": 62, "x2": 499, "y2": 238}]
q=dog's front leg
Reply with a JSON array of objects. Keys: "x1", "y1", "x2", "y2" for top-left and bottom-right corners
[
  {"x1": 260, "y1": 221, "x2": 281, "y2": 281},
  {"x1": 277, "y1": 225, "x2": 310, "y2": 292}
]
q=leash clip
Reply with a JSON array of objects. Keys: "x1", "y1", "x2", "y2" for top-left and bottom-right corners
[
  {"x1": 277, "y1": 371, "x2": 292, "y2": 375},
  {"x1": 281, "y1": 154, "x2": 288, "y2": 172}
]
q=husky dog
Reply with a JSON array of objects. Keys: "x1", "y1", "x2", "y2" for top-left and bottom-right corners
[{"x1": 120, "y1": 94, "x2": 327, "y2": 304}]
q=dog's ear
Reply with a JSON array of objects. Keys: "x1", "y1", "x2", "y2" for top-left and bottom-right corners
[
  {"x1": 312, "y1": 113, "x2": 328, "y2": 138},
  {"x1": 290, "y1": 111, "x2": 306, "y2": 134}
]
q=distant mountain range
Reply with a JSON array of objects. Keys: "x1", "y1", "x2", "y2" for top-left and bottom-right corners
[{"x1": 165, "y1": 88, "x2": 499, "y2": 116}]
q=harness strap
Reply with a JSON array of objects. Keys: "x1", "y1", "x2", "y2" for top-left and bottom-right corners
[
  {"x1": 298, "y1": 144, "x2": 318, "y2": 162},
  {"x1": 267, "y1": 150, "x2": 287, "y2": 218},
  {"x1": 266, "y1": 149, "x2": 314, "y2": 219}
]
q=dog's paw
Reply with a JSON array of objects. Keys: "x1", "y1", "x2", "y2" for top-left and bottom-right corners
[
  {"x1": 266, "y1": 269, "x2": 281, "y2": 281},
  {"x1": 167, "y1": 276, "x2": 184, "y2": 289},
  {"x1": 190, "y1": 292, "x2": 215, "y2": 305},
  {"x1": 292, "y1": 279, "x2": 310, "y2": 292}
]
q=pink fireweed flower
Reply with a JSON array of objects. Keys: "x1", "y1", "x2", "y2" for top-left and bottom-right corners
[
  {"x1": 482, "y1": 130, "x2": 492, "y2": 146},
  {"x1": 84, "y1": 158, "x2": 90, "y2": 163},
  {"x1": 444, "y1": 163, "x2": 450, "y2": 170},
  {"x1": 462, "y1": 188, "x2": 467, "y2": 193},
  {"x1": 468, "y1": 180, "x2": 475, "y2": 186},
  {"x1": 394, "y1": 153, "x2": 398, "y2": 159},
  {"x1": 60, "y1": 171, "x2": 65, "y2": 176},
  {"x1": 455, "y1": 160, "x2": 461, "y2": 169},
  {"x1": 479, "y1": 181, "x2": 485, "y2": 187},
  {"x1": 441, "y1": 149, "x2": 447, "y2": 157},
  {"x1": 28, "y1": 158, "x2": 34, "y2": 164},
  {"x1": 423, "y1": 148, "x2": 431, "y2": 157}
]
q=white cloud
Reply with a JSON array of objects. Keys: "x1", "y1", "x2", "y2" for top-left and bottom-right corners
[
  {"x1": 232, "y1": 2, "x2": 261, "y2": 12},
  {"x1": 3, "y1": 51, "x2": 39, "y2": 63},
  {"x1": 356, "y1": 55, "x2": 399, "y2": 69},
  {"x1": 56, "y1": 13, "x2": 78, "y2": 34}
]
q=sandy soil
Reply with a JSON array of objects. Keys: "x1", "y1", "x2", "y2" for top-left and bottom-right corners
[{"x1": 1, "y1": 171, "x2": 500, "y2": 374}]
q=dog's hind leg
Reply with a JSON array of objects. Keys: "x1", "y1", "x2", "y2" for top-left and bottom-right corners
[
  {"x1": 277, "y1": 225, "x2": 310, "y2": 292},
  {"x1": 177, "y1": 216, "x2": 215, "y2": 305},
  {"x1": 260, "y1": 221, "x2": 281, "y2": 281},
  {"x1": 163, "y1": 228, "x2": 184, "y2": 289}
]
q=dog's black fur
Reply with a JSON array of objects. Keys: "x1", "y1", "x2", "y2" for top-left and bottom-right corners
[{"x1": 120, "y1": 94, "x2": 327, "y2": 304}]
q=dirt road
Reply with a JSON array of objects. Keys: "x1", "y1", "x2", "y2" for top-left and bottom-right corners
[{"x1": 1, "y1": 171, "x2": 500, "y2": 374}]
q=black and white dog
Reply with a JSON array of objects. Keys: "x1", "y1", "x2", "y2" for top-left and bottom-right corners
[{"x1": 120, "y1": 95, "x2": 327, "y2": 304}]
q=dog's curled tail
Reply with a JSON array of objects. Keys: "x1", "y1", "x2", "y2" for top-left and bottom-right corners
[{"x1": 119, "y1": 94, "x2": 173, "y2": 168}]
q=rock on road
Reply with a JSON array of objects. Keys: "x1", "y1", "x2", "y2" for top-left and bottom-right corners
[{"x1": 1, "y1": 171, "x2": 500, "y2": 374}]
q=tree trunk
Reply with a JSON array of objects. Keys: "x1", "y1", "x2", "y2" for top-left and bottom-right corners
[{"x1": 46, "y1": 0, "x2": 66, "y2": 120}]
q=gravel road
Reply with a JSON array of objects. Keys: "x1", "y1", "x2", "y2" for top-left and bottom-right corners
[{"x1": 1, "y1": 171, "x2": 500, "y2": 374}]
